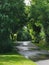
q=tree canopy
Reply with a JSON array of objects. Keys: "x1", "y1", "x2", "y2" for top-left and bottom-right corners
[{"x1": 0, "y1": 0, "x2": 49, "y2": 52}]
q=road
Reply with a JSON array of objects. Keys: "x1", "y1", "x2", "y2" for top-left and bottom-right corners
[
  {"x1": 36, "y1": 60, "x2": 49, "y2": 65},
  {"x1": 14, "y1": 41, "x2": 49, "y2": 65}
]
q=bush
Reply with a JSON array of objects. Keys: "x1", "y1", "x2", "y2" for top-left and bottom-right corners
[
  {"x1": 17, "y1": 30, "x2": 32, "y2": 41},
  {"x1": 0, "y1": 40, "x2": 13, "y2": 53}
]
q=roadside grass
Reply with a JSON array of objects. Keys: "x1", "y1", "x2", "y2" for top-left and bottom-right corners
[{"x1": 0, "y1": 52, "x2": 36, "y2": 65}]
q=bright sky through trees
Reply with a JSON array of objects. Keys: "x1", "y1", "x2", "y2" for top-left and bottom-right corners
[{"x1": 24, "y1": 0, "x2": 31, "y2": 6}]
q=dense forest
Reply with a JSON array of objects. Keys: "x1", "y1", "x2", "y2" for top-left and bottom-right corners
[{"x1": 0, "y1": 0, "x2": 49, "y2": 53}]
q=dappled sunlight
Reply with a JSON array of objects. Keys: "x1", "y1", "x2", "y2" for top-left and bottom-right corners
[{"x1": 0, "y1": 54, "x2": 36, "y2": 65}]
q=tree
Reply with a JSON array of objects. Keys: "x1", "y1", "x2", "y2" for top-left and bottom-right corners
[
  {"x1": 30, "y1": 0, "x2": 49, "y2": 46},
  {"x1": 0, "y1": 0, "x2": 26, "y2": 52},
  {"x1": 17, "y1": 27, "x2": 32, "y2": 41},
  {"x1": 0, "y1": 0, "x2": 26, "y2": 39}
]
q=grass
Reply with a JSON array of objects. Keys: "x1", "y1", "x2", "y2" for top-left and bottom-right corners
[{"x1": 0, "y1": 52, "x2": 36, "y2": 65}]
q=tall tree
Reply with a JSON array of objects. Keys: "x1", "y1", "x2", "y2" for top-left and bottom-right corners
[
  {"x1": 30, "y1": 0, "x2": 49, "y2": 46},
  {"x1": 0, "y1": 0, "x2": 26, "y2": 52},
  {"x1": 0, "y1": 0, "x2": 26, "y2": 40}
]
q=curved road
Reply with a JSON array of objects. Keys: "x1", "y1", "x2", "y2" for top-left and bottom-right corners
[
  {"x1": 36, "y1": 60, "x2": 49, "y2": 65},
  {"x1": 15, "y1": 41, "x2": 49, "y2": 65}
]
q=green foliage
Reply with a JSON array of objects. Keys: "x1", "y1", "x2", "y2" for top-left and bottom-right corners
[
  {"x1": 0, "y1": 40, "x2": 13, "y2": 53},
  {"x1": 0, "y1": 0, "x2": 26, "y2": 52},
  {"x1": 30, "y1": 0, "x2": 49, "y2": 46},
  {"x1": 0, "y1": 0, "x2": 49, "y2": 51},
  {"x1": 17, "y1": 28, "x2": 32, "y2": 41},
  {"x1": 0, "y1": 0, "x2": 25, "y2": 33}
]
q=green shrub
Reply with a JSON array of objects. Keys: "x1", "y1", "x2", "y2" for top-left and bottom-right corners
[
  {"x1": 17, "y1": 30, "x2": 32, "y2": 41},
  {"x1": 0, "y1": 40, "x2": 13, "y2": 53}
]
